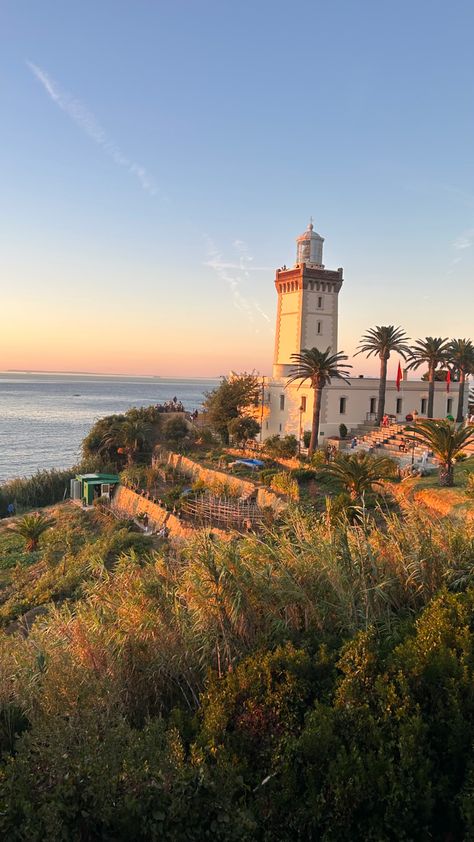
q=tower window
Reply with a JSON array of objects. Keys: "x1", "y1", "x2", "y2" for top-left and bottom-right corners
[
  {"x1": 300, "y1": 396, "x2": 307, "y2": 412},
  {"x1": 317, "y1": 296, "x2": 323, "y2": 309},
  {"x1": 370, "y1": 397, "x2": 377, "y2": 414},
  {"x1": 421, "y1": 398, "x2": 427, "y2": 415},
  {"x1": 280, "y1": 394, "x2": 285, "y2": 411},
  {"x1": 447, "y1": 398, "x2": 453, "y2": 414},
  {"x1": 317, "y1": 321, "x2": 322, "y2": 334},
  {"x1": 396, "y1": 398, "x2": 402, "y2": 414},
  {"x1": 339, "y1": 397, "x2": 347, "y2": 414}
]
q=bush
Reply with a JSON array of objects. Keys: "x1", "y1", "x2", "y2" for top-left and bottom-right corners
[
  {"x1": 258, "y1": 467, "x2": 280, "y2": 486},
  {"x1": 310, "y1": 450, "x2": 327, "y2": 468},
  {"x1": 263, "y1": 435, "x2": 298, "y2": 459},
  {"x1": 339, "y1": 423, "x2": 348, "y2": 440},
  {"x1": 290, "y1": 468, "x2": 317, "y2": 483},
  {"x1": 227, "y1": 416, "x2": 260, "y2": 447},
  {"x1": 270, "y1": 471, "x2": 299, "y2": 500},
  {"x1": 303, "y1": 430, "x2": 312, "y2": 449},
  {"x1": 163, "y1": 416, "x2": 190, "y2": 447},
  {"x1": 466, "y1": 473, "x2": 474, "y2": 497}
]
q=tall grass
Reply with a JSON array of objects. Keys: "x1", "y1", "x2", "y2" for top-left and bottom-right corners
[
  {"x1": 0, "y1": 468, "x2": 75, "y2": 516},
  {"x1": 2, "y1": 504, "x2": 473, "y2": 726}
]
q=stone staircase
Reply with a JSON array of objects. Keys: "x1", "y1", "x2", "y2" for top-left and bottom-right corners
[{"x1": 345, "y1": 421, "x2": 438, "y2": 467}]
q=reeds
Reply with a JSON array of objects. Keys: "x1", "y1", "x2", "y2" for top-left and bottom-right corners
[
  {"x1": 0, "y1": 468, "x2": 75, "y2": 515},
  {"x1": 2, "y1": 503, "x2": 473, "y2": 725}
]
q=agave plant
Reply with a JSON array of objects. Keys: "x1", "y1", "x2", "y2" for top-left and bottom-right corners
[
  {"x1": 406, "y1": 419, "x2": 474, "y2": 486},
  {"x1": 322, "y1": 452, "x2": 398, "y2": 501},
  {"x1": 9, "y1": 512, "x2": 55, "y2": 552}
]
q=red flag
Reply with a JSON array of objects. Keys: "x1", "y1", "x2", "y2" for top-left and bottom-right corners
[
  {"x1": 446, "y1": 370, "x2": 451, "y2": 393},
  {"x1": 396, "y1": 362, "x2": 402, "y2": 392}
]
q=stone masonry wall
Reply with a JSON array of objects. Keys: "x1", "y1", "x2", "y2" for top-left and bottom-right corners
[
  {"x1": 111, "y1": 486, "x2": 230, "y2": 543},
  {"x1": 163, "y1": 451, "x2": 287, "y2": 514}
]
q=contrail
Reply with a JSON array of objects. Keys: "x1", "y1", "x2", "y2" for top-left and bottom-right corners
[
  {"x1": 27, "y1": 61, "x2": 157, "y2": 196},
  {"x1": 204, "y1": 237, "x2": 271, "y2": 329}
]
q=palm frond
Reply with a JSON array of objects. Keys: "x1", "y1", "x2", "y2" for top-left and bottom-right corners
[{"x1": 355, "y1": 325, "x2": 411, "y2": 359}]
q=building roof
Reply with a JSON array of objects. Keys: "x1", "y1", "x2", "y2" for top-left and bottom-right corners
[{"x1": 76, "y1": 473, "x2": 120, "y2": 483}]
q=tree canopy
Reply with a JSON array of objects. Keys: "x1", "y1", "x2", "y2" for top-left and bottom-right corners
[{"x1": 203, "y1": 372, "x2": 261, "y2": 443}]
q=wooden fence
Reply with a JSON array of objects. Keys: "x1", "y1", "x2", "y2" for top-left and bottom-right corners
[{"x1": 181, "y1": 494, "x2": 265, "y2": 530}]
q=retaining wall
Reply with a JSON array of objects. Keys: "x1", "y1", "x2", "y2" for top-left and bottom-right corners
[
  {"x1": 111, "y1": 486, "x2": 230, "y2": 543},
  {"x1": 162, "y1": 451, "x2": 287, "y2": 514}
]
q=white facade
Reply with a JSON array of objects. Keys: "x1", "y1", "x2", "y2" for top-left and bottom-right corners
[
  {"x1": 264, "y1": 223, "x2": 466, "y2": 440},
  {"x1": 264, "y1": 376, "x2": 463, "y2": 440}
]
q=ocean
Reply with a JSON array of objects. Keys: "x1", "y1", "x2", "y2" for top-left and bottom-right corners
[{"x1": 0, "y1": 373, "x2": 218, "y2": 483}]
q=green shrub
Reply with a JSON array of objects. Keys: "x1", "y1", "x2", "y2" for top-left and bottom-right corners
[
  {"x1": 290, "y1": 468, "x2": 317, "y2": 483},
  {"x1": 227, "y1": 416, "x2": 260, "y2": 446},
  {"x1": 263, "y1": 435, "x2": 298, "y2": 459},
  {"x1": 310, "y1": 449, "x2": 327, "y2": 468},
  {"x1": 339, "y1": 423, "x2": 348, "y2": 440},
  {"x1": 258, "y1": 467, "x2": 280, "y2": 485},
  {"x1": 270, "y1": 472, "x2": 299, "y2": 500},
  {"x1": 163, "y1": 416, "x2": 190, "y2": 447}
]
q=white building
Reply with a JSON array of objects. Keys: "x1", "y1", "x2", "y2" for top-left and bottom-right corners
[{"x1": 264, "y1": 222, "x2": 466, "y2": 442}]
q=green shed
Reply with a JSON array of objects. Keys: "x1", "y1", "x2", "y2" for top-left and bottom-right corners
[{"x1": 73, "y1": 473, "x2": 120, "y2": 506}]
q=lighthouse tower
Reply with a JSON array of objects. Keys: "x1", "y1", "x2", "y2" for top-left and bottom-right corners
[{"x1": 273, "y1": 221, "x2": 343, "y2": 378}]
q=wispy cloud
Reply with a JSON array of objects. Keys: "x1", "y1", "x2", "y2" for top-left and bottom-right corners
[
  {"x1": 27, "y1": 61, "x2": 157, "y2": 195},
  {"x1": 447, "y1": 227, "x2": 474, "y2": 274},
  {"x1": 204, "y1": 237, "x2": 271, "y2": 330},
  {"x1": 453, "y1": 230, "x2": 474, "y2": 251}
]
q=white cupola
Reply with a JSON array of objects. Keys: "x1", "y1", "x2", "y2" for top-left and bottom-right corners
[{"x1": 296, "y1": 220, "x2": 324, "y2": 268}]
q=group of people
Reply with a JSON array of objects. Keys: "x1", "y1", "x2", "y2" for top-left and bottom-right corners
[
  {"x1": 155, "y1": 397, "x2": 185, "y2": 413},
  {"x1": 153, "y1": 398, "x2": 200, "y2": 421}
]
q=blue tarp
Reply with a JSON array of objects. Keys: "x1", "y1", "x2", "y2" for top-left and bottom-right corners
[{"x1": 233, "y1": 458, "x2": 265, "y2": 468}]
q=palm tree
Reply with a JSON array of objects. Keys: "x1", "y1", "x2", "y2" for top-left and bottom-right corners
[
  {"x1": 323, "y1": 451, "x2": 398, "y2": 501},
  {"x1": 356, "y1": 326, "x2": 411, "y2": 425},
  {"x1": 406, "y1": 419, "x2": 474, "y2": 486},
  {"x1": 287, "y1": 348, "x2": 352, "y2": 456},
  {"x1": 9, "y1": 512, "x2": 55, "y2": 552},
  {"x1": 101, "y1": 419, "x2": 152, "y2": 465},
  {"x1": 447, "y1": 338, "x2": 474, "y2": 423},
  {"x1": 406, "y1": 337, "x2": 450, "y2": 419}
]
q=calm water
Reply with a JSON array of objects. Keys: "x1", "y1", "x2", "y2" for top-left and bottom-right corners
[{"x1": 0, "y1": 373, "x2": 218, "y2": 482}]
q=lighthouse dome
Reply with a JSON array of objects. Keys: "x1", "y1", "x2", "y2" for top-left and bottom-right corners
[{"x1": 296, "y1": 220, "x2": 324, "y2": 267}]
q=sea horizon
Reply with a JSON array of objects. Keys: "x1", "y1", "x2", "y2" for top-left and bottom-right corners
[{"x1": 0, "y1": 373, "x2": 218, "y2": 483}]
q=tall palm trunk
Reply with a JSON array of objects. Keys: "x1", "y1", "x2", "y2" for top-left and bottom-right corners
[
  {"x1": 456, "y1": 371, "x2": 466, "y2": 423},
  {"x1": 427, "y1": 364, "x2": 435, "y2": 418},
  {"x1": 309, "y1": 382, "x2": 323, "y2": 456},
  {"x1": 377, "y1": 355, "x2": 388, "y2": 424}
]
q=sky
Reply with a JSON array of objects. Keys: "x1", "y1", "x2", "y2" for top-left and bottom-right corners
[{"x1": 1, "y1": 0, "x2": 474, "y2": 377}]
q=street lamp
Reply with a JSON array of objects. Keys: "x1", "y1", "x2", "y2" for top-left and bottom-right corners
[
  {"x1": 259, "y1": 376, "x2": 265, "y2": 445},
  {"x1": 411, "y1": 412, "x2": 418, "y2": 466},
  {"x1": 298, "y1": 402, "x2": 304, "y2": 454}
]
